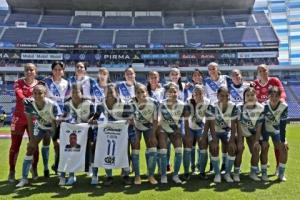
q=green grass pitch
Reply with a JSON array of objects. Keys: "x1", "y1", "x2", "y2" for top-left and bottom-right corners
[{"x1": 0, "y1": 124, "x2": 299, "y2": 200}]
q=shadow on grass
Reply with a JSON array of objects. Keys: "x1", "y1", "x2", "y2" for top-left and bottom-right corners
[{"x1": 0, "y1": 173, "x2": 279, "y2": 198}]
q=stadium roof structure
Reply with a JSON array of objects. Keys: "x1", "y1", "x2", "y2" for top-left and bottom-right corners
[{"x1": 6, "y1": 0, "x2": 255, "y2": 12}]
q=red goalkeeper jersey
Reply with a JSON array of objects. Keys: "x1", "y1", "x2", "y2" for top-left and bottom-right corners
[{"x1": 252, "y1": 77, "x2": 286, "y2": 103}]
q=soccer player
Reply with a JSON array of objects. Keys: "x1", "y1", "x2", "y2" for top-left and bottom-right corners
[
  {"x1": 184, "y1": 84, "x2": 212, "y2": 180},
  {"x1": 94, "y1": 67, "x2": 110, "y2": 103},
  {"x1": 158, "y1": 82, "x2": 190, "y2": 184},
  {"x1": 252, "y1": 64, "x2": 287, "y2": 175},
  {"x1": 204, "y1": 62, "x2": 231, "y2": 173},
  {"x1": 183, "y1": 69, "x2": 204, "y2": 175},
  {"x1": 228, "y1": 69, "x2": 249, "y2": 105},
  {"x1": 8, "y1": 63, "x2": 39, "y2": 183},
  {"x1": 59, "y1": 84, "x2": 95, "y2": 186},
  {"x1": 16, "y1": 84, "x2": 61, "y2": 187},
  {"x1": 68, "y1": 62, "x2": 98, "y2": 101},
  {"x1": 184, "y1": 69, "x2": 203, "y2": 101},
  {"x1": 145, "y1": 70, "x2": 164, "y2": 174},
  {"x1": 146, "y1": 71, "x2": 164, "y2": 102},
  {"x1": 209, "y1": 87, "x2": 238, "y2": 183},
  {"x1": 92, "y1": 83, "x2": 134, "y2": 186},
  {"x1": 44, "y1": 61, "x2": 70, "y2": 176},
  {"x1": 236, "y1": 87, "x2": 264, "y2": 182},
  {"x1": 116, "y1": 66, "x2": 136, "y2": 103},
  {"x1": 130, "y1": 83, "x2": 159, "y2": 185},
  {"x1": 261, "y1": 86, "x2": 288, "y2": 181}
]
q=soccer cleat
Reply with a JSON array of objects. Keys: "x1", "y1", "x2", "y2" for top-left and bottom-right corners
[
  {"x1": 103, "y1": 177, "x2": 113, "y2": 187},
  {"x1": 134, "y1": 176, "x2": 142, "y2": 185},
  {"x1": 261, "y1": 174, "x2": 269, "y2": 182},
  {"x1": 65, "y1": 176, "x2": 76, "y2": 185},
  {"x1": 16, "y1": 179, "x2": 29, "y2": 188},
  {"x1": 199, "y1": 173, "x2": 208, "y2": 180},
  {"x1": 44, "y1": 170, "x2": 50, "y2": 178},
  {"x1": 214, "y1": 174, "x2": 221, "y2": 183},
  {"x1": 160, "y1": 175, "x2": 168, "y2": 184},
  {"x1": 8, "y1": 171, "x2": 15, "y2": 183},
  {"x1": 249, "y1": 173, "x2": 260, "y2": 181},
  {"x1": 233, "y1": 173, "x2": 240, "y2": 182},
  {"x1": 30, "y1": 168, "x2": 38, "y2": 180},
  {"x1": 191, "y1": 171, "x2": 198, "y2": 176},
  {"x1": 224, "y1": 173, "x2": 234, "y2": 183},
  {"x1": 172, "y1": 175, "x2": 182, "y2": 184},
  {"x1": 91, "y1": 176, "x2": 98, "y2": 185},
  {"x1": 58, "y1": 177, "x2": 66, "y2": 186},
  {"x1": 148, "y1": 176, "x2": 158, "y2": 185},
  {"x1": 122, "y1": 175, "x2": 132, "y2": 185},
  {"x1": 278, "y1": 175, "x2": 287, "y2": 182}
]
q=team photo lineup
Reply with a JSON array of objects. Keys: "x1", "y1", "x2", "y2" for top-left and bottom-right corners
[{"x1": 6, "y1": 61, "x2": 289, "y2": 188}]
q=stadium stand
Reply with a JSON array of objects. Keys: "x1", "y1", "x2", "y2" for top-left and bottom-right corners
[
  {"x1": 186, "y1": 29, "x2": 222, "y2": 44},
  {"x1": 40, "y1": 14, "x2": 72, "y2": 27},
  {"x1": 115, "y1": 30, "x2": 149, "y2": 45},
  {"x1": 150, "y1": 29, "x2": 185, "y2": 44},
  {"x1": 1, "y1": 27, "x2": 42, "y2": 43},
  {"x1": 72, "y1": 15, "x2": 102, "y2": 28},
  {"x1": 40, "y1": 28, "x2": 78, "y2": 44},
  {"x1": 102, "y1": 16, "x2": 133, "y2": 28},
  {"x1": 77, "y1": 29, "x2": 114, "y2": 44},
  {"x1": 5, "y1": 13, "x2": 40, "y2": 25},
  {"x1": 222, "y1": 28, "x2": 259, "y2": 43},
  {"x1": 134, "y1": 16, "x2": 162, "y2": 28}
]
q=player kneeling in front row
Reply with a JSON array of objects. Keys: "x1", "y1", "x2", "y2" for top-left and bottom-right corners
[
  {"x1": 129, "y1": 83, "x2": 159, "y2": 184},
  {"x1": 261, "y1": 86, "x2": 289, "y2": 182},
  {"x1": 183, "y1": 85, "x2": 212, "y2": 180},
  {"x1": 235, "y1": 87, "x2": 265, "y2": 182},
  {"x1": 208, "y1": 87, "x2": 238, "y2": 183},
  {"x1": 158, "y1": 82, "x2": 190, "y2": 184},
  {"x1": 16, "y1": 84, "x2": 62, "y2": 187}
]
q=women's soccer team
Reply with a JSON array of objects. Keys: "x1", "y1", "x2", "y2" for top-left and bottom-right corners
[{"x1": 7, "y1": 61, "x2": 289, "y2": 187}]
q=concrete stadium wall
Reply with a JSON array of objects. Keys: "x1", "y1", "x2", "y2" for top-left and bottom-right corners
[{"x1": 7, "y1": 0, "x2": 255, "y2": 11}]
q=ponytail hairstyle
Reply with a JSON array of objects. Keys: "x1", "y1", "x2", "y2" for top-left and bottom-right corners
[{"x1": 146, "y1": 71, "x2": 160, "y2": 97}]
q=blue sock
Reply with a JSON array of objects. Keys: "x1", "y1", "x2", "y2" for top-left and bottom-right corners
[
  {"x1": 174, "y1": 148, "x2": 183, "y2": 176},
  {"x1": 226, "y1": 155, "x2": 235, "y2": 174},
  {"x1": 105, "y1": 169, "x2": 112, "y2": 177},
  {"x1": 22, "y1": 155, "x2": 33, "y2": 179},
  {"x1": 147, "y1": 148, "x2": 157, "y2": 177},
  {"x1": 198, "y1": 149, "x2": 208, "y2": 173},
  {"x1": 250, "y1": 166, "x2": 258, "y2": 174},
  {"x1": 279, "y1": 163, "x2": 286, "y2": 177},
  {"x1": 234, "y1": 167, "x2": 240, "y2": 175},
  {"x1": 159, "y1": 149, "x2": 167, "y2": 176},
  {"x1": 92, "y1": 167, "x2": 98, "y2": 177},
  {"x1": 183, "y1": 148, "x2": 191, "y2": 174},
  {"x1": 145, "y1": 149, "x2": 149, "y2": 173},
  {"x1": 42, "y1": 145, "x2": 50, "y2": 171},
  {"x1": 211, "y1": 156, "x2": 220, "y2": 175},
  {"x1": 191, "y1": 146, "x2": 196, "y2": 171},
  {"x1": 131, "y1": 150, "x2": 140, "y2": 177},
  {"x1": 167, "y1": 142, "x2": 171, "y2": 166},
  {"x1": 261, "y1": 164, "x2": 268, "y2": 176}
]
